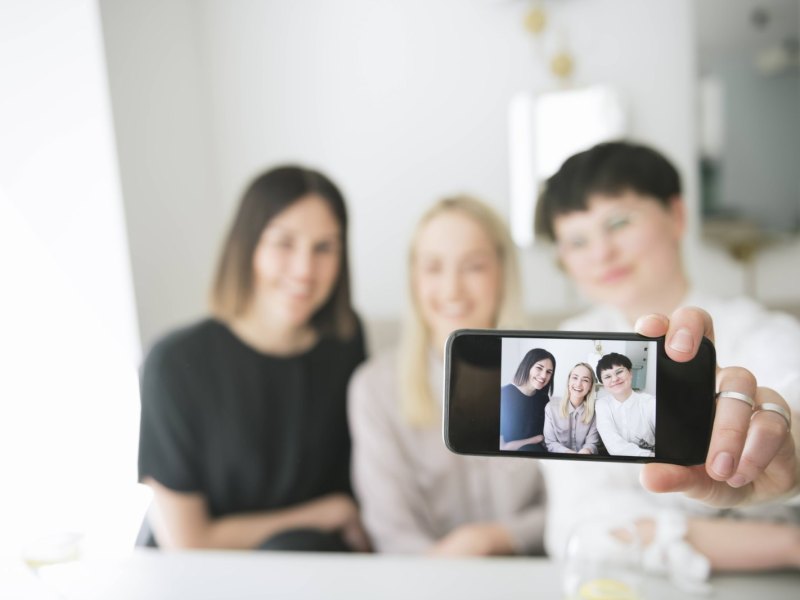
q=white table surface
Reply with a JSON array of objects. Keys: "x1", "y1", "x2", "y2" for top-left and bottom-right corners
[{"x1": 21, "y1": 549, "x2": 800, "y2": 600}]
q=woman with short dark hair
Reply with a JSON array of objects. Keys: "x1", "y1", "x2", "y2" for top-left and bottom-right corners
[{"x1": 138, "y1": 165, "x2": 368, "y2": 552}]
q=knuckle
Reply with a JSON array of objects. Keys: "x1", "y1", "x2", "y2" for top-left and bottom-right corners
[
  {"x1": 752, "y1": 413, "x2": 789, "y2": 438},
  {"x1": 714, "y1": 424, "x2": 748, "y2": 442},
  {"x1": 721, "y1": 366, "x2": 756, "y2": 387},
  {"x1": 737, "y1": 453, "x2": 770, "y2": 473}
]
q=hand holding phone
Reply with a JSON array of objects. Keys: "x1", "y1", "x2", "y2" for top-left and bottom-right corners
[
  {"x1": 444, "y1": 306, "x2": 799, "y2": 510},
  {"x1": 635, "y1": 310, "x2": 797, "y2": 508},
  {"x1": 444, "y1": 328, "x2": 716, "y2": 465}
]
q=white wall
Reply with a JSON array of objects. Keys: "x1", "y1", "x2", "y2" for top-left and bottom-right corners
[
  {"x1": 501, "y1": 338, "x2": 656, "y2": 399},
  {"x1": 99, "y1": 0, "x2": 223, "y2": 349},
  {"x1": 0, "y1": 0, "x2": 143, "y2": 557},
  {"x1": 99, "y1": 0, "x2": 800, "y2": 349},
  {"x1": 197, "y1": 0, "x2": 560, "y2": 321}
]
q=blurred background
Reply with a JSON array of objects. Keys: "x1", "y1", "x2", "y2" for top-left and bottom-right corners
[{"x1": 1, "y1": 0, "x2": 798, "y2": 560}]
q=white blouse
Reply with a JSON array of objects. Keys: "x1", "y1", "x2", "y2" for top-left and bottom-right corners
[
  {"x1": 541, "y1": 291, "x2": 800, "y2": 557},
  {"x1": 595, "y1": 391, "x2": 656, "y2": 457}
]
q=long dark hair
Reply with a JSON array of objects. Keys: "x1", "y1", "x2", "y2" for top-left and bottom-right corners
[
  {"x1": 512, "y1": 348, "x2": 556, "y2": 396},
  {"x1": 210, "y1": 165, "x2": 356, "y2": 339}
]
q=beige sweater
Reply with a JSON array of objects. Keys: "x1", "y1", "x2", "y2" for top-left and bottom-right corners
[{"x1": 347, "y1": 348, "x2": 546, "y2": 555}]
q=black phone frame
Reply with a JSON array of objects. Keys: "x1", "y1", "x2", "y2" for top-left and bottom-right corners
[{"x1": 443, "y1": 329, "x2": 717, "y2": 466}]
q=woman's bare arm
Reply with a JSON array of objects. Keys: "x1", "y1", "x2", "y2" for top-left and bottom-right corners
[
  {"x1": 144, "y1": 477, "x2": 369, "y2": 550},
  {"x1": 500, "y1": 434, "x2": 544, "y2": 451},
  {"x1": 631, "y1": 516, "x2": 800, "y2": 571},
  {"x1": 686, "y1": 518, "x2": 800, "y2": 571}
]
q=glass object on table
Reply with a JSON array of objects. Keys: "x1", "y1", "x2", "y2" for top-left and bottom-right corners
[
  {"x1": 21, "y1": 532, "x2": 83, "y2": 571},
  {"x1": 562, "y1": 518, "x2": 644, "y2": 600}
]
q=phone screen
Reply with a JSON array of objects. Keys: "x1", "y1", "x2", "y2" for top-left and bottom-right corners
[
  {"x1": 444, "y1": 330, "x2": 716, "y2": 465},
  {"x1": 500, "y1": 335, "x2": 657, "y2": 458}
]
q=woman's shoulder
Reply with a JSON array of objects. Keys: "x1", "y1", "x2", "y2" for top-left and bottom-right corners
[
  {"x1": 350, "y1": 347, "x2": 399, "y2": 393},
  {"x1": 317, "y1": 313, "x2": 367, "y2": 359},
  {"x1": 544, "y1": 397, "x2": 561, "y2": 414},
  {"x1": 347, "y1": 347, "x2": 402, "y2": 426},
  {"x1": 594, "y1": 394, "x2": 611, "y2": 410},
  {"x1": 144, "y1": 319, "x2": 222, "y2": 363},
  {"x1": 139, "y1": 319, "x2": 227, "y2": 410}
]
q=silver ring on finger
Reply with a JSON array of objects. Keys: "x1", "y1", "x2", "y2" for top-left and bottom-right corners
[
  {"x1": 752, "y1": 402, "x2": 792, "y2": 431},
  {"x1": 716, "y1": 390, "x2": 755, "y2": 410}
]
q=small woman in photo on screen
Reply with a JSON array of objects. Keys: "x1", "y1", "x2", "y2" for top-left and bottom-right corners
[
  {"x1": 595, "y1": 352, "x2": 656, "y2": 457},
  {"x1": 500, "y1": 348, "x2": 556, "y2": 453},
  {"x1": 543, "y1": 362, "x2": 600, "y2": 454}
]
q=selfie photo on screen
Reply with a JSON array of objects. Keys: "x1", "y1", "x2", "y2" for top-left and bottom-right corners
[{"x1": 499, "y1": 337, "x2": 657, "y2": 458}]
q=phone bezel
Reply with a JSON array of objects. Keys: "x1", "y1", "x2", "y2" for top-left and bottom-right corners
[{"x1": 443, "y1": 329, "x2": 717, "y2": 466}]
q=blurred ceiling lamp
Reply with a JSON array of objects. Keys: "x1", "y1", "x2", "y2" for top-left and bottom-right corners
[
  {"x1": 521, "y1": 0, "x2": 576, "y2": 82},
  {"x1": 587, "y1": 340, "x2": 604, "y2": 372},
  {"x1": 524, "y1": 1, "x2": 547, "y2": 35},
  {"x1": 550, "y1": 49, "x2": 575, "y2": 81},
  {"x1": 509, "y1": 85, "x2": 627, "y2": 246}
]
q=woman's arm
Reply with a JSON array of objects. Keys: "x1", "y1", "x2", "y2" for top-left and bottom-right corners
[
  {"x1": 429, "y1": 523, "x2": 516, "y2": 556},
  {"x1": 348, "y1": 363, "x2": 437, "y2": 553},
  {"x1": 580, "y1": 418, "x2": 601, "y2": 454},
  {"x1": 144, "y1": 478, "x2": 367, "y2": 550},
  {"x1": 429, "y1": 476, "x2": 547, "y2": 556},
  {"x1": 500, "y1": 434, "x2": 544, "y2": 451},
  {"x1": 686, "y1": 518, "x2": 800, "y2": 570},
  {"x1": 631, "y1": 516, "x2": 800, "y2": 571}
]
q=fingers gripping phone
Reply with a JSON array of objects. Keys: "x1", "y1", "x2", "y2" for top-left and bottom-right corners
[{"x1": 443, "y1": 330, "x2": 716, "y2": 465}]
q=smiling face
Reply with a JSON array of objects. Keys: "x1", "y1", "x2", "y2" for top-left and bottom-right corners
[
  {"x1": 599, "y1": 364, "x2": 633, "y2": 401},
  {"x1": 528, "y1": 359, "x2": 554, "y2": 391},
  {"x1": 413, "y1": 210, "x2": 502, "y2": 351},
  {"x1": 567, "y1": 364, "x2": 594, "y2": 405},
  {"x1": 251, "y1": 194, "x2": 342, "y2": 329},
  {"x1": 552, "y1": 191, "x2": 687, "y2": 318}
]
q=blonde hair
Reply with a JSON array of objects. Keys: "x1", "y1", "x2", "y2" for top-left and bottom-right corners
[
  {"x1": 398, "y1": 195, "x2": 524, "y2": 427},
  {"x1": 559, "y1": 362, "x2": 597, "y2": 424}
]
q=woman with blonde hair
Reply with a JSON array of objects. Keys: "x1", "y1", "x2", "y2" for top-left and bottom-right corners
[
  {"x1": 543, "y1": 362, "x2": 601, "y2": 454},
  {"x1": 348, "y1": 195, "x2": 545, "y2": 556}
]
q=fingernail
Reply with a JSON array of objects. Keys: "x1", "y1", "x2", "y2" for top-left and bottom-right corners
[
  {"x1": 728, "y1": 474, "x2": 747, "y2": 488},
  {"x1": 669, "y1": 328, "x2": 694, "y2": 353},
  {"x1": 711, "y1": 452, "x2": 734, "y2": 477}
]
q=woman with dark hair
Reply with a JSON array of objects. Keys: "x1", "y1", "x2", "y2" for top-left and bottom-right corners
[
  {"x1": 137, "y1": 165, "x2": 369, "y2": 552},
  {"x1": 536, "y1": 141, "x2": 800, "y2": 574},
  {"x1": 500, "y1": 348, "x2": 556, "y2": 452}
]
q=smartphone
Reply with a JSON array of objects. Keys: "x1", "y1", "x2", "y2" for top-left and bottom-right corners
[{"x1": 444, "y1": 329, "x2": 716, "y2": 465}]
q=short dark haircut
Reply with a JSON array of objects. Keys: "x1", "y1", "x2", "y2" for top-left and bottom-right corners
[
  {"x1": 595, "y1": 352, "x2": 633, "y2": 381},
  {"x1": 512, "y1": 348, "x2": 556, "y2": 396},
  {"x1": 535, "y1": 140, "x2": 682, "y2": 241},
  {"x1": 211, "y1": 165, "x2": 356, "y2": 340}
]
